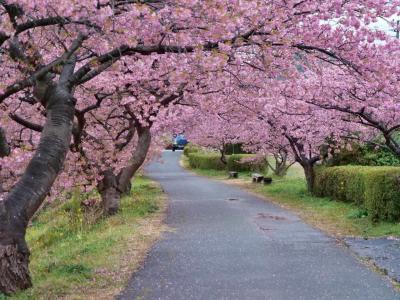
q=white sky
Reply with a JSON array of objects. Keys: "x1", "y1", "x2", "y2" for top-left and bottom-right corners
[{"x1": 373, "y1": 17, "x2": 399, "y2": 38}]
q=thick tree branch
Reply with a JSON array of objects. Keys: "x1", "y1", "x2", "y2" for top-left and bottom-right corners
[
  {"x1": 0, "y1": 33, "x2": 87, "y2": 103},
  {"x1": 9, "y1": 114, "x2": 43, "y2": 132},
  {"x1": 15, "y1": 17, "x2": 101, "y2": 35}
]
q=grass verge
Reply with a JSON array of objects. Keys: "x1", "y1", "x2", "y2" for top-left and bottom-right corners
[
  {"x1": 4, "y1": 176, "x2": 167, "y2": 300},
  {"x1": 181, "y1": 155, "x2": 400, "y2": 238}
]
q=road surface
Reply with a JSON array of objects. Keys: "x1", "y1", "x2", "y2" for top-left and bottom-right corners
[{"x1": 118, "y1": 151, "x2": 399, "y2": 300}]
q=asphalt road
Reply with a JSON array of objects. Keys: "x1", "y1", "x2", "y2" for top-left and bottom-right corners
[{"x1": 118, "y1": 151, "x2": 399, "y2": 300}]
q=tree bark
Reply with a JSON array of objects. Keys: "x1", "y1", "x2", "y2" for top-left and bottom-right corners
[
  {"x1": 0, "y1": 127, "x2": 10, "y2": 193},
  {"x1": 99, "y1": 126, "x2": 152, "y2": 216},
  {"x1": 301, "y1": 162, "x2": 316, "y2": 193},
  {"x1": 275, "y1": 162, "x2": 288, "y2": 177},
  {"x1": 0, "y1": 127, "x2": 10, "y2": 158},
  {"x1": 267, "y1": 151, "x2": 293, "y2": 177},
  {"x1": 97, "y1": 170, "x2": 120, "y2": 216},
  {"x1": 219, "y1": 146, "x2": 227, "y2": 165},
  {"x1": 117, "y1": 126, "x2": 152, "y2": 194},
  {"x1": 0, "y1": 84, "x2": 75, "y2": 295},
  {"x1": 284, "y1": 134, "x2": 319, "y2": 194}
]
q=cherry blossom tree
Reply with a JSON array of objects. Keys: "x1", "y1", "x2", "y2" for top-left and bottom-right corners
[
  {"x1": 184, "y1": 107, "x2": 244, "y2": 164},
  {"x1": 295, "y1": 41, "x2": 400, "y2": 158},
  {"x1": 0, "y1": 0, "x2": 399, "y2": 294}
]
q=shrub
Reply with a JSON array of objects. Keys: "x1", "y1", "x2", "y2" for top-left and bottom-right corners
[
  {"x1": 183, "y1": 143, "x2": 201, "y2": 156},
  {"x1": 326, "y1": 143, "x2": 400, "y2": 167},
  {"x1": 227, "y1": 154, "x2": 268, "y2": 172},
  {"x1": 314, "y1": 166, "x2": 400, "y2": 221},
  {"x1": 362, "y1": 148, "x2": 400, "y2": 166},
  {"x1": 187, "y1": 152, "x2": 268, "y2": 172},
  {"x1": 187, "y1": 152, "x2": 227, "y2": 170}
]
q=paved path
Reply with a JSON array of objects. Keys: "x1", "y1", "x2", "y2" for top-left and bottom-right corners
[
  {"x1": 118, "y1": 151, "x2": 399, "y2": 300},
  {"x1": 345, "y1": 237, "x2": 400, "y2": 283}
]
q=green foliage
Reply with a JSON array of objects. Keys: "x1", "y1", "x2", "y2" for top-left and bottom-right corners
[
  {"x1": 314, "y1": 166, "x2": 400, "y2": 222},
  {"x1": 183, "y1": 143, "x2": 201, "y2": 156},
  {"x1": 364, "y1": 169, "x2": 400, "y2": 222},
  {"x1": 326, "y1": 144, "x2": 400, "y2": 167},
  {"x1": 187, "y1": 152, "x2": 227, "y2": 170},
  {"x1": 227, "y1": 154, "x2": 268, "y2": 172},
  {"x1": 347, "y1": 209, "x2": 368, "y2": 219},
  {"x1": 362, "y1": 148, "x2": 400, "y2": 166},
  {"x1": 186, "y1": 152, "x2": 268, "y2": 172}
]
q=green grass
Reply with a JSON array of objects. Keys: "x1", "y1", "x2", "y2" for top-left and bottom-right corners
[
  {"x1": 253, "y1": 178, "x2": 400, "y2": 237},
  {"x1": 4, "y1": 176, "x2": 166, "y2": 300},
  {"x1": 183, "y1": 155, "x2": 400, "y2": 238}
]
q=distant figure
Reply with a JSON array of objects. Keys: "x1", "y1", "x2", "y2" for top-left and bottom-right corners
[{"x1": 172, "y1": 134, "x2": 188, "y2": 151}]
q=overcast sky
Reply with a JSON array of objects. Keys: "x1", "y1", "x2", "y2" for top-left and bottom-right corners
[{"x1": 373, "y1": 17, "x2": 399, "y2": 38}]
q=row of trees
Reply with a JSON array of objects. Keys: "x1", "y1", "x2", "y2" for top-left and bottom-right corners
[
  {"x1": 0, "y1": 0, "x2": 399, "y2": 295},
  {"x1": 184, "y1": 28, "x2": 400, "y2": 191}
]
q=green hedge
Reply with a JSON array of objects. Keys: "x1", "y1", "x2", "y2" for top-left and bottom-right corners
[
  {"x1": 227, "y1": 154, "x2": 268, "y2": 172},
  {"x1": 183, "y1": 143, "x2": 201, "y2": 156},
  {"x1": 187, "y1": 153, "x2": 227, "y2": 170},
  {"x1": 314, "y1": 166, "x2": 400, "y2": 221},
  {"x1": 187, "y1": 152, "x2": 267, "y2": 172}
]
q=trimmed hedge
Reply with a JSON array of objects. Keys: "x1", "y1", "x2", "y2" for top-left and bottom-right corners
[
  {"x1": 183, "y1": 143, "x2": 201, "y2": 156},
  {"x1": 187, "y1": 152, "x2": 267, "y2": 172},
  {"x1": 314, "y1": 166, "x2": 400, "y2": 221},
  {"x1": 227, "y1": 154, "x2": 268, "y2": 172},
  {"x1": 187, "y1": 153, "x2": 227, "y2": 170}
]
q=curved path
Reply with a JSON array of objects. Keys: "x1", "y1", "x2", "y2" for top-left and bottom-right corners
[{"x1": 118, "y1": 151, "x2": 398, "y2": 300}]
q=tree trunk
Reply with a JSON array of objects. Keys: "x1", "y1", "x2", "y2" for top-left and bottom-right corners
[
  {"x1": 0, "y1": 127, "x2": 10, "y2": 158},
  {"x1": 98, "y1": 170, "x2": 120, "y2": 216},
  {"x1": 0, "y1": 127, "x2": 10, "y2": 193},
  {"x1": 117, "y1": 126, "x2": 152, "y2": 194},
  {"x1": 302, "y1": 162, "x2": 316, "y2": 193},
  {"x1": 273, "y1": 154, "x2": 288, "y2": 177},
  {"x1": 275, "y1": 163, "x2": 288, "y2": 177},
  {"x1": 98, "y1": 126, "x2": 152, "y2": 216},
  {"x1": 0, "y1": 84, "x2": 75, "y2": 295},
  {"x1": 220, "y1": 149, "x2": 227, "y2": 165}
]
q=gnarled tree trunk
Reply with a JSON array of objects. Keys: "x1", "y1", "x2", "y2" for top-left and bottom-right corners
[
  {"x1": 0, "y1": 84, "x2": 75, "y2": 295},
  {"x1": 267, "y1": 150, "x2": 294, "y2": 177},
  {"x1": 285, "y1": 134, "x2": 319, "y2": 194},
  {"x1": 0, "y1": 127, "x2": 10, "y2": 158},
  {"x1": 117, "y1": 126, "x2": 152, "y2": 194},
  {"x1": 97, "y1": 170, "x2": 120, "y2": 216},
  {"x1": 0, "y1": 127, "x2": 10, "y2": 193},
  {"x1": 99, "y1": 126, "x2": 152, "y2": 216}
]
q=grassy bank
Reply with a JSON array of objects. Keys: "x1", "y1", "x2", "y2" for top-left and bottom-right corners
[
  {"x1": 4, "y1": 176, "x2": 167, "y2": 300},
  {"x1": 181, "y1": 156, "x2": 400, "y2": 238}
]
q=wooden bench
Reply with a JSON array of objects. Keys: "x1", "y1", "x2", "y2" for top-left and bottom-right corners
[
  {"x1": 263, "y1": 177, "x2": 273, "y2": 185},
  {"x1": 229, "y1": 171, "x2": 238, "y2": 179},
  {"x1": 252, "y1": 173, "x2": 264, "y2": 183}
]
